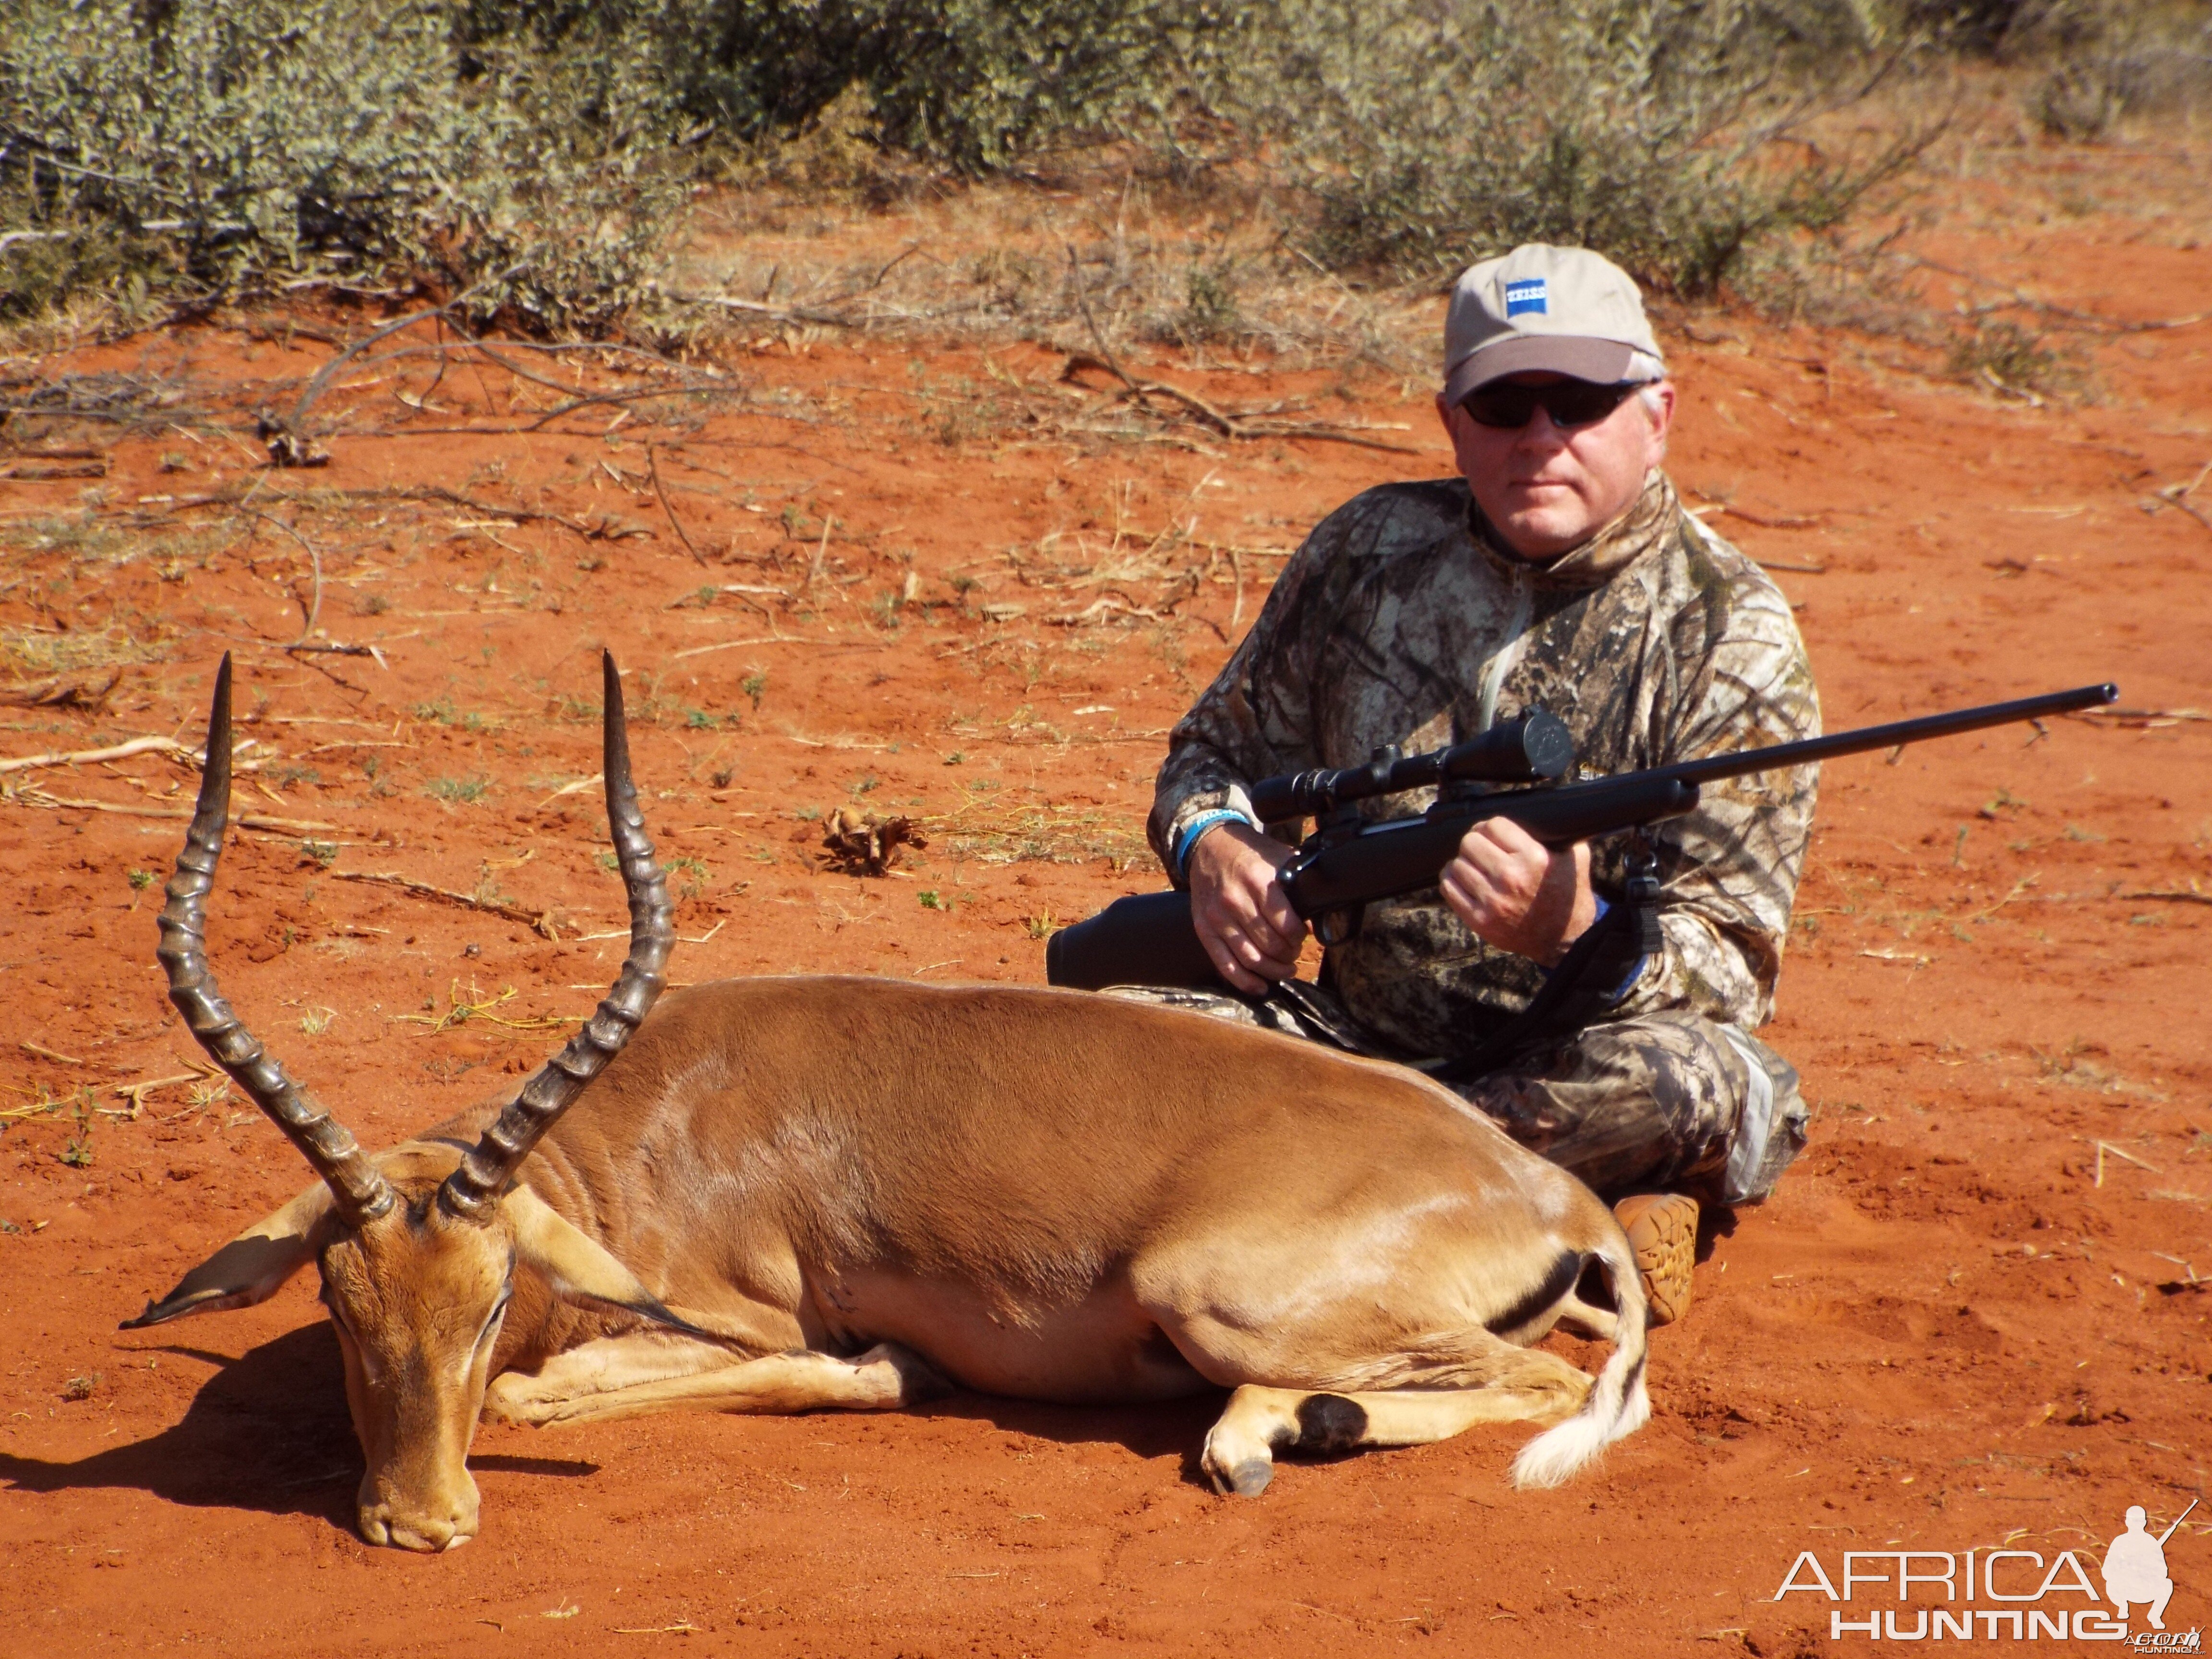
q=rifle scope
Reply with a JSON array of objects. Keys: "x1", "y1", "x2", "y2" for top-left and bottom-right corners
[{"x1": 1249, "y1": 711, "x2": 1574, "y2": 823}]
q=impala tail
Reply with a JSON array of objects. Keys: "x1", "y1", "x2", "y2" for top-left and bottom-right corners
[{"x1": 1509, "y1": 1230, "x2": 1650, "y2": 1489}]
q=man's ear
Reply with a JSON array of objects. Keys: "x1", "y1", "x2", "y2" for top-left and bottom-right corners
[
  {"x1": 120, "y1": 1183, "x2": 335, "y2": 1329},
  {"x1": 1642, "y1": 379, "x2": 1675, "y2": 467},
  {"x1": 504, "y1": 1188, "x2": 723, "y2": 1343}
]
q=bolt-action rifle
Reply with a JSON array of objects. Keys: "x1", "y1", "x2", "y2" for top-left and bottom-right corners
[{"x1": 1045, "y1": 683, "x2": 2118, "y2": 993}]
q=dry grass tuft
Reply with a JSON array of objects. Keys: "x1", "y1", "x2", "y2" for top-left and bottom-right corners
[{"x1": 0, "y1": 621, "x2": 171, "y2": 679}]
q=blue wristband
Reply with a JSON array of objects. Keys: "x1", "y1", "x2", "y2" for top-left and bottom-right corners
[
  {"x1": 1535, "y1": 896, "x2": 1651, "y2": 1002},
  {"x1": 1174, "y1": 809, "x2": 1255, "y2": 884}
]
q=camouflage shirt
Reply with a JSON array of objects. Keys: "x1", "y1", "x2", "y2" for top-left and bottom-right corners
[{"x1": 1149, "y1": 471, "x2": 1821, "y2": 1061}]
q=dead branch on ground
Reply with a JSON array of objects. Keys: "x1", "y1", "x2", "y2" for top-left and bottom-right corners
[{"x1": 330, "y1": 870, "x2": 566, "y2": 940}]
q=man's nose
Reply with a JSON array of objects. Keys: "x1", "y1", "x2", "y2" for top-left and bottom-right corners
[{"x1": 1515, "y1": 408, "x2": 1571, "y2": 448}]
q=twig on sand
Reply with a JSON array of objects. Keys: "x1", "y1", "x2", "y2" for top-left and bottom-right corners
[
  {"x1": 331, "y1": 869, "x2": 565, "y2": 940},
  {"x1": 2091, "y1": 1139, "x2": 2159, "y2": 1188},
  {"x1": 2152, "y1": 461, "x2": 2212, "y2": 533},
  {"x1": 0, "y1": 734, "x2": 192, "y2": 775},
  {"x1": 108, "y1": 1070, "x2": 212, "y2": 1118},
  {"x1": 12, "y1": 788, "x2": 333, "y2": 834},
  {"x1": 648, "y1": 443, "x2": 708, "y2": 565},
  {"x1": 22, "y1": 1040, "x2": 84, "y2": 1067},
  {"x1": 667, "y1": 291, "x2": 866, "y2": 330},
  {"x1": 1063, "y1": 245, "x2": 1153, "y2": 414},
  {"x1": 2120, "y1": 887, "x2": 2212, "y2": 907},
  {"x1": 286, "y1": 269, "x2": 524, "y2": 432},
  {"x1": 2073, "y1": 706, "x2": 2208, "y2": 728},
  {"x1": 1059, "y1": 353, "x2": 1421, "y2": 455},
  {"x1": 237, "y1": 508, "x2": 324, "y2": 643}
]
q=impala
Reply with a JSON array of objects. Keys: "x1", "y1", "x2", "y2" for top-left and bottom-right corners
[{"x1": 125, "y1": 651, "x2": 1651, "y2": 1551}]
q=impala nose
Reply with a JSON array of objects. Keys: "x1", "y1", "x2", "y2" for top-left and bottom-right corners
[
  {"x1": 358, "y1": 1479, "x2": 480, "y2": 1552},
  {"x1": 360, "y1": 1503, "x2": 477, "y2": 1552}
]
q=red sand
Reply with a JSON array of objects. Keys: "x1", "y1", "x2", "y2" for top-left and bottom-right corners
[{"x1": 1, "y1": 142, "x2": 2207, "y2": 1657}]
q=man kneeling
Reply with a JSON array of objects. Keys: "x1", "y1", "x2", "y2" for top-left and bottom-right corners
[{"x1": 1140, "y1": 245, "x2": 1819, "y2": 1325}]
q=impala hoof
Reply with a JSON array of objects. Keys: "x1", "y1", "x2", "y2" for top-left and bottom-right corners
[
  {"x1": 1214, "y1": 1458, "x2": 1274, "y2": 1498},
  {"x1": 856, "y1": 1342, "x2": 955, "y2": 1406}
]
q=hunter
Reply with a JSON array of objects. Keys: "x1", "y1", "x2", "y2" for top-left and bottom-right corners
[{"x1": 1140, "y1": 244, "x2": 1820, "y2": 1324}]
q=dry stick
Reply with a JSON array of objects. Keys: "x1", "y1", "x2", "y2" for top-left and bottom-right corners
[
  {"x1": 2154, "y1": 475, "x2": 2212, "y2": 535},
  {"x1": 1229, "y1": 422, "x2": 1421, "y2": 456},
  {"x1": 454, "y1": 323, "x2": 725, "y2": 401},
  {"x1": 236, "y1": 507, "x2": 322, "y2": 643},
  {"x1": 22, "y1": 1040, "x2": 84, "y2": 1067},
  {"x1": 516, "y1": 383, "x2": 728, "y2": 434},
  {"x1": 2076, "y1": 706, "x2": 2209, "y2": 725},
  {"x1": 286, "y1": 265, "x2": 524, "y2": 431},
  {"x1": 671, "y1": 634, "x2": 807, "y2": 661},
  {"x1": 369, "y1": 483, "x2": 605, "y2": 544},
  {"x1": 110, "y1": 1071, "x2": 207, "y2": 1116},
  {"x1": 806, "y1": 514, "x2": 834, "y2": 588},
  {"x1": 330, "y1": 869, "x2": 565, "y2": 941},
  {"x1": 2123, "y1": 888, "x2": 2212, "y2": 907},
  {"x1": 0, "y1": 734, "x2": 192, "y2": 775},
  {"x1": 13, "y1": 790, "x2": 335, "y2": 833},
  {"x1": 665, "y1": 292, "x2": 867, "y2": 330},
  {"x1": 1059, "y1": 353, "x2": 1421, "y2": 455},
  {"x1": 647, "y1": 444, "x2": 708, "y2": 566},
  {"x1": 232, "y1": 509, "x2": 384, "y2": 664},
  {"x1": 1909, "y1": 255, "x2": 2209, "y2": 334},
  {"x1": 287, "y1": 301, "x2": 465, "y2": 431},
  {"x1": 2092, "y1": 1139, "x2": 2159, "y2": 1189},
  {"x1": 1062, "y1": 246, "x2": 1151, "y2": 413}
]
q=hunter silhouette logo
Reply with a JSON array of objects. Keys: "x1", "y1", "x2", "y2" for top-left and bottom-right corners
[
  {"x1": 1774, "y1": 1498, "x2": 2199, "y2": 1645},
  {"x1": 2109, "y1": 1501, "x2": 2196, "y2": 1644}
]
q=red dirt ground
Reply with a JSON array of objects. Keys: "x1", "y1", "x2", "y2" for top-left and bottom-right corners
[{"x1": 1, "y1": 137, "x2": 2208, "y2": 1657}]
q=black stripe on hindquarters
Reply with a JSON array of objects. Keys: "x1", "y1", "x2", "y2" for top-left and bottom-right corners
[
  {"x1": 1484, "y1": 1251, "x2": 1584, "y2": 1337},
  {"x1": 1294, "y1": 1393, "x2": 1370, "y2": 1455}
]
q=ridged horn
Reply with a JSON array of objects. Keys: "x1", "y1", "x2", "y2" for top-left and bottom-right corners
[
  {"x1": 439, "y1": 650, "x2": 673, "y2": 1221},
  {"x1": 157, "y1": 654, "x2": 395, "y2": 1226}
]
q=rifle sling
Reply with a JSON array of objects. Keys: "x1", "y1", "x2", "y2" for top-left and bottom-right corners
[{"x1": 1432, "y1": 848, "x2": 1660, "y2": 1083}]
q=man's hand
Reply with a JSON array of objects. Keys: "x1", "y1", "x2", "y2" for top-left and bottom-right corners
[
  {"x1": 1440, "y1": 817, "x2": 1597, "y2": 966},
  {"x1": 1187, "y1": 821, "x2": 1308, "y2": 993}
]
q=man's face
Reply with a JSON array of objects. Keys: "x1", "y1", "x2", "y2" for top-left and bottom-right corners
[{"x1": 1436, "y1": 372, "x2": 1675, "y2": 562}]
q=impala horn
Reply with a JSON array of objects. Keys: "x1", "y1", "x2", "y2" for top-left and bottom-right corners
[
  {"x1": 157, "y1": 654, "x2": 395, "y2": 1226},
  {"x1": 439, "y1": 650, "x2": 672, "y2": 1221}
]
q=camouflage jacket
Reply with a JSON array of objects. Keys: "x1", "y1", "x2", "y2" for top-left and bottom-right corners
[{"x1": 1149, "y1": 471, "x2": 1820, "y2": 1061}]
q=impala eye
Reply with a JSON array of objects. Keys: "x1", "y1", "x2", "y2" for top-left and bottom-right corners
[{"x1": 477, "y1": 1288, "x2": 512, "y2": 1347}]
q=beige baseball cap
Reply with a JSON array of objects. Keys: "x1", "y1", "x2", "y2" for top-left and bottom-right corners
[{"x1": 1443, "y1": 244, "x2": 1665, "y2": 406}]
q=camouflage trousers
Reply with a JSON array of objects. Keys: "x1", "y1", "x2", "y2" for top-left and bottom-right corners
[{"x1": 1106, "y1": 984, "x2": 1808, "y2": 1206}]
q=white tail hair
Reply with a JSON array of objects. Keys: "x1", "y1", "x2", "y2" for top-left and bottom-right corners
[{"x1": 1509, "y1": 1234, "x2": 1651, "y2": 1489}]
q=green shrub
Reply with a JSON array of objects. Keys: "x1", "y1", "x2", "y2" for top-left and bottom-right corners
[
  {"x1": 463, "y1": 0, "x2": 1234, "y2": 171},
  {"x1": 0, "y1": 0, "x2": 686, "y2": 331},
  {"x1": 2019, "y1": 3, "x2": 2212, "y2": 138},
  {"x1": 6, "y1": 0, "x2": 2071, "y2": 334},
  {"x1": 1226, "y1": 0, "x2": 1928, "y2": 296}
]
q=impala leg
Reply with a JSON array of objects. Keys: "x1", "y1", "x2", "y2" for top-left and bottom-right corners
[
  {"x1": 1201, "y1": 1369, "x2": 1586, "y2": 1498},
  {"x1": 1551, "y1": 1291, "x2": 1621, "y2": 1342},
  {"x1": 491, "y1": 1337, "x2": 950, "y2": 1429}
]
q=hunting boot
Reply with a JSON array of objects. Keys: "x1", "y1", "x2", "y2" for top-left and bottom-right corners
[{"x1": 1612, "y1": 1192, "x2": 1698, "y2": 1326}]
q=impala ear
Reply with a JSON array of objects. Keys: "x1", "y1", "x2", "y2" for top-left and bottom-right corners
[
  {"x1": 505, "y1": 1187, "x2": 720, "y2": 1341},
  {"x1": 121, "y1": 1184, "x2": 335, "y2": 1329}
]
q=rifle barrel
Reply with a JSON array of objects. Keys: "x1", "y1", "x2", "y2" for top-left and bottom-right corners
[
  {"x1": 2154, "y1": 1497, "x2": 2198, "y2": 1547},
  {"x1": 1658, "y1": 684, "x2": 2117, "y2": 790},
  {"x1": 1274, "y1": 683, "x2": 2116, "y2": 922}
]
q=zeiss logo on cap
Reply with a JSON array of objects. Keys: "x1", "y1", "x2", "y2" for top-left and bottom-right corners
[{"x1": 1504, "y1": 278, "x2": 1548, "y2": 317}]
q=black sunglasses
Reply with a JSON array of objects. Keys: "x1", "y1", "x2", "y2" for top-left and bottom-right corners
[{"x1": 1459, "y1": 379, "x2": 1647, "y2": 431}]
